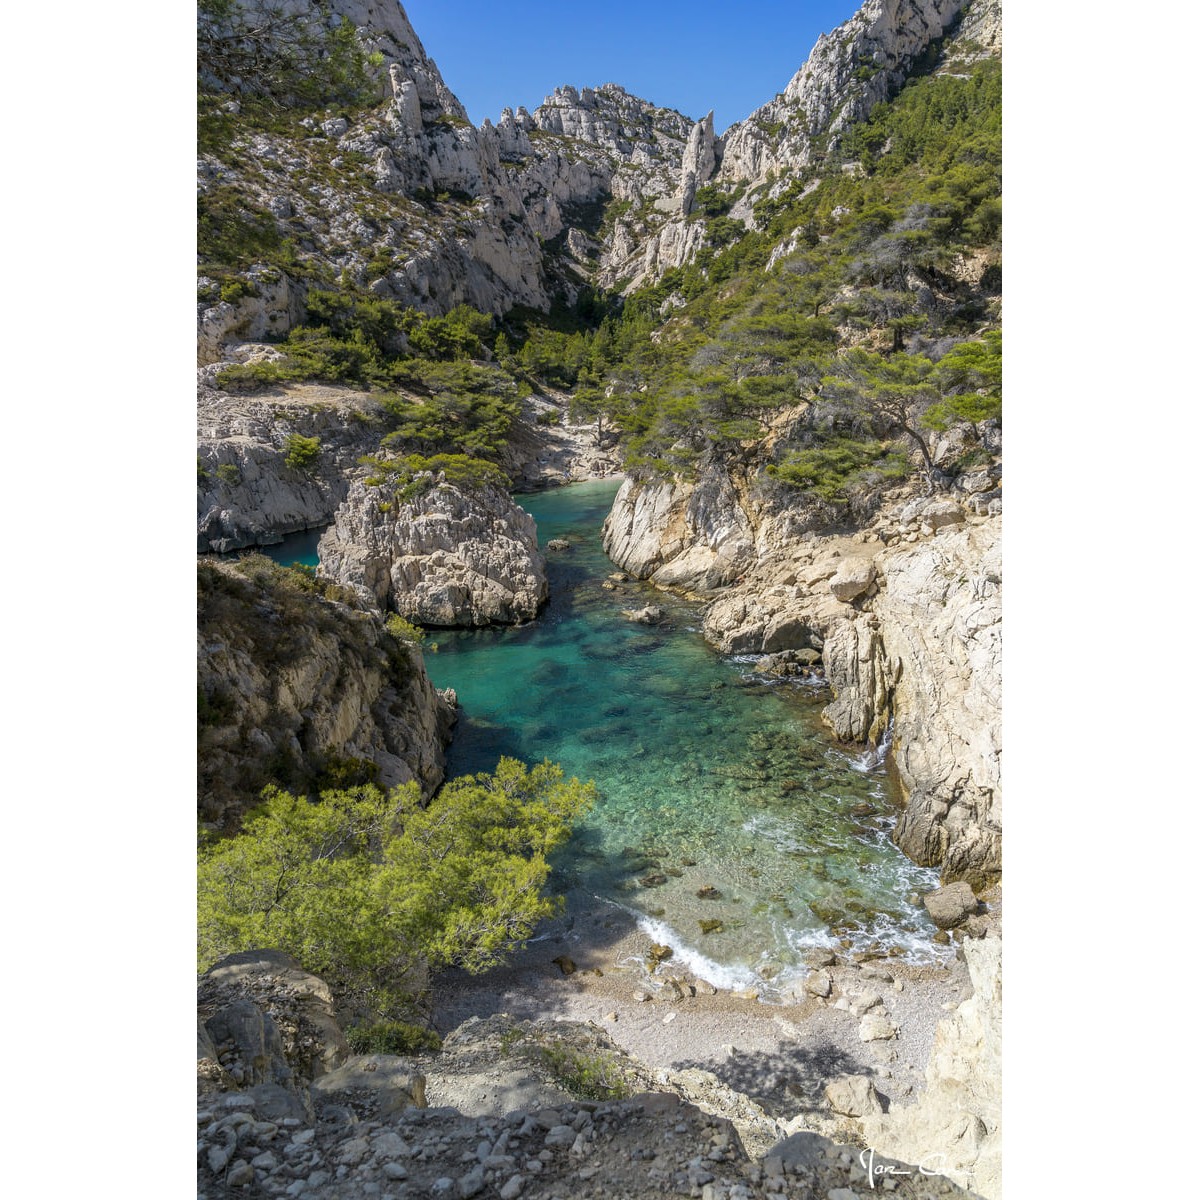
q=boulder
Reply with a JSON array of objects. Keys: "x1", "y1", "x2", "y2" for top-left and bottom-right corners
[
  {"x1": 198, "y1": 950, "x2": 350, "y2": 1086},
  {"x1": 803, "y1": 970, "x2": 832, "y2": 998},
  {"x1": 824, "y1": 1074, "x2": 884, "y2": 1117},
  {"x1": 830, "y1": 558, "x2": 876, "y2": 603},
  {"x1": 859, "y1": 1014, "x2": 897, "y2": 1042},
  {"x1": 923, "y1": 881, "x2": 979, "y2": 930},
  {"x1": 921, "y1": 498, "x2": 966, "y2": 531}
]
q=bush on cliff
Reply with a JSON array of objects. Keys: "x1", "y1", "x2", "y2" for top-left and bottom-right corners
[{"x1": 197, "y1": 759, "x2": 595, "y2": 1016}]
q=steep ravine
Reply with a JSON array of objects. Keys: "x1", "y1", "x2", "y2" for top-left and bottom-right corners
[{"x1": 196, "y1": 2, "x2": 1003, "y2": 1192}]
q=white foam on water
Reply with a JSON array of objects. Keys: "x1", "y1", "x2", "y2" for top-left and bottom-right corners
[
  {"x1": 741, "y1": 811, "x2": 805, "y2": 853},
  {"x1": 857, "y1": 911, "x2": 956, "y2": 964},
  {"x1": 631, "y1": 912, "x2": 763, "y2": 991},
  {"x1": 847, "y1": 721, "x2": 894, "y2": 773}
]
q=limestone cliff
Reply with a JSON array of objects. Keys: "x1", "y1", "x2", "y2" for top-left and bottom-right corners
[
  {"x1": 600, "y1": 0, "x2": 1002, "y2": 288},
  {"x1": 603, "y1": 464, "x2": 1001, "y2": 886},
  {"x1": 198, "y1": 3, "x2": 697, "y2": 363},
  {"x1": 198, "y1": 555, "x2": 455, "y2": 829},
  {"x1": 718, "y1": 0, "x2": 968, "y2": 186},
  {"x1": 199, "y1": 1, "x2": 999, "y2": 352},
  {"x1": 861, "y1": 935, "x2": 1001, "y2": 1199},
  {"x1": 196, "y1": 365, "x2": 383, "y2": 553},
  {"x1": 317, "y1": 478, "x2": 548, "y2": 625}
]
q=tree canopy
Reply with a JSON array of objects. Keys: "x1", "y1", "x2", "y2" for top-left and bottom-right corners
[{"x1": 198, "y1": 759, "x2": 595, "y2": 1016}]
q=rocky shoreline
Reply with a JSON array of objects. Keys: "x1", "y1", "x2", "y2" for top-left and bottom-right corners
[
  {"x1": 603, "y1": 464, "x2": 1002, "y2": 888},
  {"x1": 198, "y1": 909, "x2": 998, "y2": 1199}
]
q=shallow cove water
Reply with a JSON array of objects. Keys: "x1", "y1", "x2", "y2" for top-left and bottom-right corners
[{"x1": 423, "y1": 479, "x2": 948, "y2": 995}]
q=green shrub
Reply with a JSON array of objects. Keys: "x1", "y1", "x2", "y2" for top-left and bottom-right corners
[
  {"x1": 284, "y1": 433, "x2": 321, "y2": 470},
  {"x1": 197, "y1": 760, "x2": 595, "y2": 1016},
  {"x1": 219, "y1": 278, "x2": 255, "y2": 304},
  {"x1": 361, "y1": 452, "x2": 508, "y2": 502},
  {"x1": 346, "y1": 1022, "x2": 443, "y2": 1056},
  {"x1": 768, "y1": 437, "x2": 909, "y2": 502},
  {"x1": 316, "y1": 754, "x2": 380, "y2": 792},
  {"x1": 198, "y1": 685, "x2": 237, "y2": 729},
  {"x1": 539, "y1": 1045, "x2": 631, "y2": 1101},
  {"x1": 216, "y1": 463, "x2": 241, "y2": 486},
  {"x1": 385, "y1": 614, "x2": 426, "y2": 645}
]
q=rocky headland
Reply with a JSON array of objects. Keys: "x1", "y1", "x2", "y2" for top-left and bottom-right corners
[{"x1": 317, "y1": 479, "x2": 548, "y2": 626}]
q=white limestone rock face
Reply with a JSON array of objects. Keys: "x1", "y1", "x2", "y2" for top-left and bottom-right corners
[
  {"x1": 607, "y1": 0, "x2": 985, "y2": 289},
  {"x1": 197, "y1": 269, "x2": 306, "y2": 366},
  {"x1": 318, "y1": 480, "x2": 548, "y2": 626},
  {"x1": 869, "y1": 522, "x2": 1001, "y2": 882},
  {"x1": 719, "y1": 0, "x2": 967, "y2": 186},
  {"x1": 601, "y1": 473, "x2": 754, "y2": 595},
  {"x1": 677, "y1": 111, "x2": 717, "y2": 214},
  {"x1": 196, "y1": 373, "x2": 384, "y2": 553},
  {"x1": 861, "y1": 936, "x2": 1002, "y2": 1200}
]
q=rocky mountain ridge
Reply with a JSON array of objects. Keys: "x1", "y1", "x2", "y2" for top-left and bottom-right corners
[
  {"x1": 199, "y1": 0, "x2": 1000, "y2": 358},
  {"x1": 199, "y1": 1, "x2": 699, "y2": 360}
]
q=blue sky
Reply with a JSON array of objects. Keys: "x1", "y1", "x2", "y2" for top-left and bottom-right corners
[{"x1": 400, "y1": 1, "x2": 861, "y2": 133}]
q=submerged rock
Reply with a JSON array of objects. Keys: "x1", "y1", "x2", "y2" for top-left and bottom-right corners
[{"x1": 623, "y1": 604, "x2": 668, "y2": 625}]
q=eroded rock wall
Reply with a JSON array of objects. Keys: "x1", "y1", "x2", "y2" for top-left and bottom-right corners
[
  {"x1": 861, "y1": 936, "x2": 1001, "y2": 1199},
  {"x1": 318, "y1": 479, "x2": 548, "y2": 625},
  {"x1": 196, "y1": 370, "x2": 384, "y2": 553},
  {"x1": 198, "y1": 557, "x2": 455, "y2": 828}
]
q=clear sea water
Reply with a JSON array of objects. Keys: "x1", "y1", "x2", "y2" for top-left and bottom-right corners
[
  {"x1": 413, "y1": 479, "x2": 948, "y2": 994},
  {"x1": 258, "y1": 527, "x2": 325, "y2": 569}
]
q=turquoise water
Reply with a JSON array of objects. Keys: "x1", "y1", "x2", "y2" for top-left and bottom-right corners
[
  {"x1": 258, "y1": 527, "x2": 326, "y2": 569},
  {"x1": 423, "y1": 480, "x2": 947, "y2": 993}
]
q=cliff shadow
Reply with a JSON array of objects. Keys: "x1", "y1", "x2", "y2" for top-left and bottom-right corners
[{"x1": 669, "y1": 1041, "x2": 875, "y2": 1119}]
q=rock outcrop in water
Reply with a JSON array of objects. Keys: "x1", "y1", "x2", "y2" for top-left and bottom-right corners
[
  {"x1": 198, "y1": 556, "x2": 455, "y2": 828},
  {"x1": 603, "y1": 464, "x2": 1002, "y2": 886},
  {"x1": 318, "y1": 478, "x2": 548, "y2": 626},
  {"x1": 601, "y1": 470, "x2": 756, "y2": 596}
]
